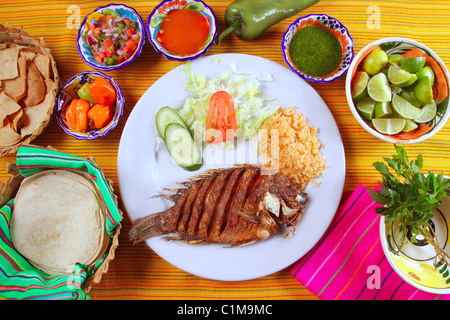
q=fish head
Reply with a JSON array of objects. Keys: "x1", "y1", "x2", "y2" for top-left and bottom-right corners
[{"x1": 264, "y1": 173, "x2": 309, "y2": 221}]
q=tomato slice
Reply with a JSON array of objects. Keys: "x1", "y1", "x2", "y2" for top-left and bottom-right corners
[{"x1": 205, "y1": 91, "x2": 238, "y2": 144}]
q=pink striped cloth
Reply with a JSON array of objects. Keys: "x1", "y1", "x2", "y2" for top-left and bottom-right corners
[{"x1": 291, "y1": 184, "x2": 450, "y2": 300}]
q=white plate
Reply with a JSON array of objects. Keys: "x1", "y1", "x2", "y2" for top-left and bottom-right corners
[{"x1": 117, "y1": 53, "x2": 346, "y2": 281}]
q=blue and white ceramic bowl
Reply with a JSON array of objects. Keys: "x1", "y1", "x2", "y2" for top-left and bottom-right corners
[
  {"x1": 281, "y1": 14, "x2": 354, "y2": 83},
  {"x1": 147, "y1": 0, "x2": 217, "y2": 61},
  {"x1": 77, "y1": 4, "x2": 145, "y2": 71},
  {"x1": 55, "y1": 71, "x2": 124, "y2": 140}
]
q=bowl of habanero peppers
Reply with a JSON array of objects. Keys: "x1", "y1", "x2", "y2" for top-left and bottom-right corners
[{"x1": 55, "y1": 71, "x2": 124, "y2": 140}]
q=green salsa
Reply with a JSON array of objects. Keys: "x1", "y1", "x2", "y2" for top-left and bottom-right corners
[{"x1": 288, "y1": 25, "x2": 342, "y2": 77}]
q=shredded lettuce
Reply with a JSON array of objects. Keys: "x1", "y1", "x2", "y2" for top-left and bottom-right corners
[{"x1": 178, "y1": 62, "x2": 280, "y2": 146}]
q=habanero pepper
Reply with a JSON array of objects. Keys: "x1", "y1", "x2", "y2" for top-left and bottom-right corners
[
  {"x1": 88, "y1": 76, "x2": 117, "y2": 106},
  {"x1": 88, "y1": 104, "x2": 113, "y2": 129},
  {"x1": 65, "y1": 99, "x2": 91, "y2": 132},
  {"x1": 216, "y1": 0, "x2": 321, "y2": 45}
]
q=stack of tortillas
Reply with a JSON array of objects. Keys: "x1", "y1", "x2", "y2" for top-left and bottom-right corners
[
  {"x1": 0, "y1": 24, "x2": 60, "y2": 157},
  {"x1": 10, "y1": 169, "x2": 109, "y2": 275}
]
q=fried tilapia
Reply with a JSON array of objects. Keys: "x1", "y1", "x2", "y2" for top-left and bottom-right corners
[{"x1": 129, "y1": 165, "x2": 309, "y2": 246}]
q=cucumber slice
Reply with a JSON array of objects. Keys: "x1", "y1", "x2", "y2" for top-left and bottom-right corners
[
  {"x1": 155, "y1": 106, "x2": 189, "y2": 139},
  {"x1": 164, "y1": 123, "x2": 202, "y2": 171}
]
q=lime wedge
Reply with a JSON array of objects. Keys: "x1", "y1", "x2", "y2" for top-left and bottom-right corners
[
  {"x1": 402, "y1": 119, "x2": 419, "y2": 132},
  {"x1": 352, "y1": 71, "x2": 369, "y2": 102},
  {"x1": 392, "y1": 94, "x2": 423, "y2": 119},
  {"x1": 372, "y1": 117, "x2": 406, "y2": 135},
  {"x1": 415, "y1": 66, "x2": 435, "y2": 85},
  {"x1": 388, "y1": 65, "x2": 417, "y2": 87},
  {"x1": 413, "y1": 76, "x2": 434, "y2": 104},
  {"x1": 374, "y1": 101, "x2": 393, "y2": 118},
  {"x1": 415, "y1": 100, "x2": 437, "y2": 123},
  {"x1": 363, "y1": 49, "x2": 388, "y2": 76},
  {"x1": 400, "y1": 56, "x2": 426, "y2": 73},
  {"x1": 388, "y1": 55, "x2": 402, "y2": 65},
  {"x1": 400, "y1": 90, "x2": 422, "y2": 108},
  {"x1": 390, "y1": 84, "x2": 402, "y2": 95},
  {"x1": 368, "y1": 73, "x2": 391, "y2": 102},
  {"x1": 356, "y1": 97, "x2": 376, "y2": 120}
]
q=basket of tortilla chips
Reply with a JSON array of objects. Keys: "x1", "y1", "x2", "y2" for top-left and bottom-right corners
[
  {"x1": 0, "y1": 145, "x2": 122, "y2": 299},
  {"x1": 0, "y1": 24, "x2": 60, "y2": 157}
]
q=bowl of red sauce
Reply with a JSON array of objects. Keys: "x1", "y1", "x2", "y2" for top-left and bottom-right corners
[
  {"x1": 282, "y1": 14, "x2": 353, "y2": 83},
  {"x1": 77, "y1": 4, "x2": 145, "y2": 71},
  {"x1": 147, "y1": 0, "x2": 218, "y2": 61}
]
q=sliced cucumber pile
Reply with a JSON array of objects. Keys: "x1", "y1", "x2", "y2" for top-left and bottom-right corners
[{"x1": 155, "y1": 106, "x2": 203, "y2": 171}]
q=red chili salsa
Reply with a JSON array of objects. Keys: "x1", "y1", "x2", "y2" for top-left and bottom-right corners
[{"x1": 157, "y1": 9, "x2": 210, "y2": 56}]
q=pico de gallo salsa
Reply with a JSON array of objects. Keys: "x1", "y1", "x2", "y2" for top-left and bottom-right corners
[{"x1": 84, "y1": 9, "x2": 140, "y2": 66}]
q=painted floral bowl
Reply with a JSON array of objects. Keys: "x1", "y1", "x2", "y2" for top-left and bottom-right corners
[
  {"x1": 55, "y1": 71, "x2": 124, "y2": 140},
  {"x1": 345, "y1": 37, "x2": 450, "y2": 144},
  {"x1": 77, "y1": 4, "x2": 145, "y2": 71},
  {"x1": 380, "y1": 193, "x2": 450, "y2": 294},
  {"x1": 281, "y1": 14, "x2": 354, "y2": 83},
  {"x1": 147, "y1": 0, "x2": 218, "y2": 61}
]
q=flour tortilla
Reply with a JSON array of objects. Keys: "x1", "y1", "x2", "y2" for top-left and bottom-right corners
[{"x1": 11, "y1": 170, "x2": 108, "y2": 275}]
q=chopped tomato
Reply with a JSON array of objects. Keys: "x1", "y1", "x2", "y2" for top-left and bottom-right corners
[
  {"x1": 87, "y1": 22, "x2": 95, "y2": 30},
  {"x1": 116, "y1": 55, "x2": 125, "y2": 64},
  {"x1": 103, "y1": 38, "x2": 115, "y2": 57},
  {"x1": 126, "y1": 39, "x2": 137, "y2": 50},
  {"x1": 205, "y1": 91, "x2": 238, "y2": 144},
  {"x1": 126, "y1": 28, "x2": 137, "y2": 37}
]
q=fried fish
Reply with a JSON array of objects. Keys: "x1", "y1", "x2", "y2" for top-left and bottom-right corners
[{"x1": 129, "y1": 165, "x2": 309, "y2": 246}]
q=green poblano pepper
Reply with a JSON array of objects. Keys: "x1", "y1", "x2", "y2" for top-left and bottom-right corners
[{"x1": 217, "y1": 0, "x2": 321, "y2": 45}]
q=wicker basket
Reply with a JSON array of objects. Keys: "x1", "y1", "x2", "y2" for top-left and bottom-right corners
[
  {"x1": 0, "y1": 24, "x2": 60, "y2": 157},
  {"x1": 0, "y1": 151, "x2": 122, "y2": 295}
]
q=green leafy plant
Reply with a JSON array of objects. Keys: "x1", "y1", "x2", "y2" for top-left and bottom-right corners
[{"x1": 370, "y1": 144, "x2": 450, "y2": 283}]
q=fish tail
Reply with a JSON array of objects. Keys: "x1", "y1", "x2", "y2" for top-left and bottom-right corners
[{"x1": 129, "y1": 213, "x2": 165, "y2": 244}]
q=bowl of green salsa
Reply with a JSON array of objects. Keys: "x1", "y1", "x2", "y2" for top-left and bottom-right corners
[{"x1": 281, "y1": 14, "x2": 353, "y2": 83}]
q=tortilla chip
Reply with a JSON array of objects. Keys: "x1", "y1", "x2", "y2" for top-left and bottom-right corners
[
  {"x1": 0, "y1": 91, "x2": 22, "y2": 122},
  {"x1": 1, "y1": 54, "x2": 28, "y2": 102},
  {"x1": 19, "y1": 49, "x2": 35, "y2": 62},
  {"x1": 20, "y1": 89, "x2": 55, "y2": 137},
  {"x1": 0, "y1": 47, "x2": 19, "y2": 80},
  {"x1": 22, "y1": 62, "x2": 45, "y2": 107},
  {"x1": 44, "y1": 78, "x2": 56, "y2": 93},
  {"x1": 34, "y1": 54, "x2": 50, "y2": 80},
  {"x1": 7, "y1": 108, "x2": 23, "y2": 132},
  {"x1": 0, "y1": 121, "x2": 21, "y2": 146}
]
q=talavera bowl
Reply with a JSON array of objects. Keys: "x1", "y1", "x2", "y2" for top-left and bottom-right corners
[
  {"x1": 77, "y1": 4, "x2": 145, "y2": 71},
  {"x1": 147, "y1": 0, "x2": 217, "y2": 61},
  {"x1": 55, "y1": 71, "x2": 124, "y2": 140},
  {"x1": 281, "y1": 14, "x2": 354, "y2": 83}
]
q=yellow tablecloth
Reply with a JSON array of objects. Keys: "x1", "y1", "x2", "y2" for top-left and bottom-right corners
[{"x1": 1, "y1": 0, "x2": 449, "y2": 300}]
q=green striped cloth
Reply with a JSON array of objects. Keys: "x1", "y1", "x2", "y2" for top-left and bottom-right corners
[{"x1": 0, "y1": 145, "x2": 121, "y2": 300}]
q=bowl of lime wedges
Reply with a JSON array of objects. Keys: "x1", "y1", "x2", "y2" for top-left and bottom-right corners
[{"x1": 345, "y1": 37, "x2": 450, "y2": 144}]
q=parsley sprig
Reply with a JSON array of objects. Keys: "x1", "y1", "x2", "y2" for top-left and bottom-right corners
[{"x1": 370, "y1": 144, "x2": 450, "y2": 283}]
